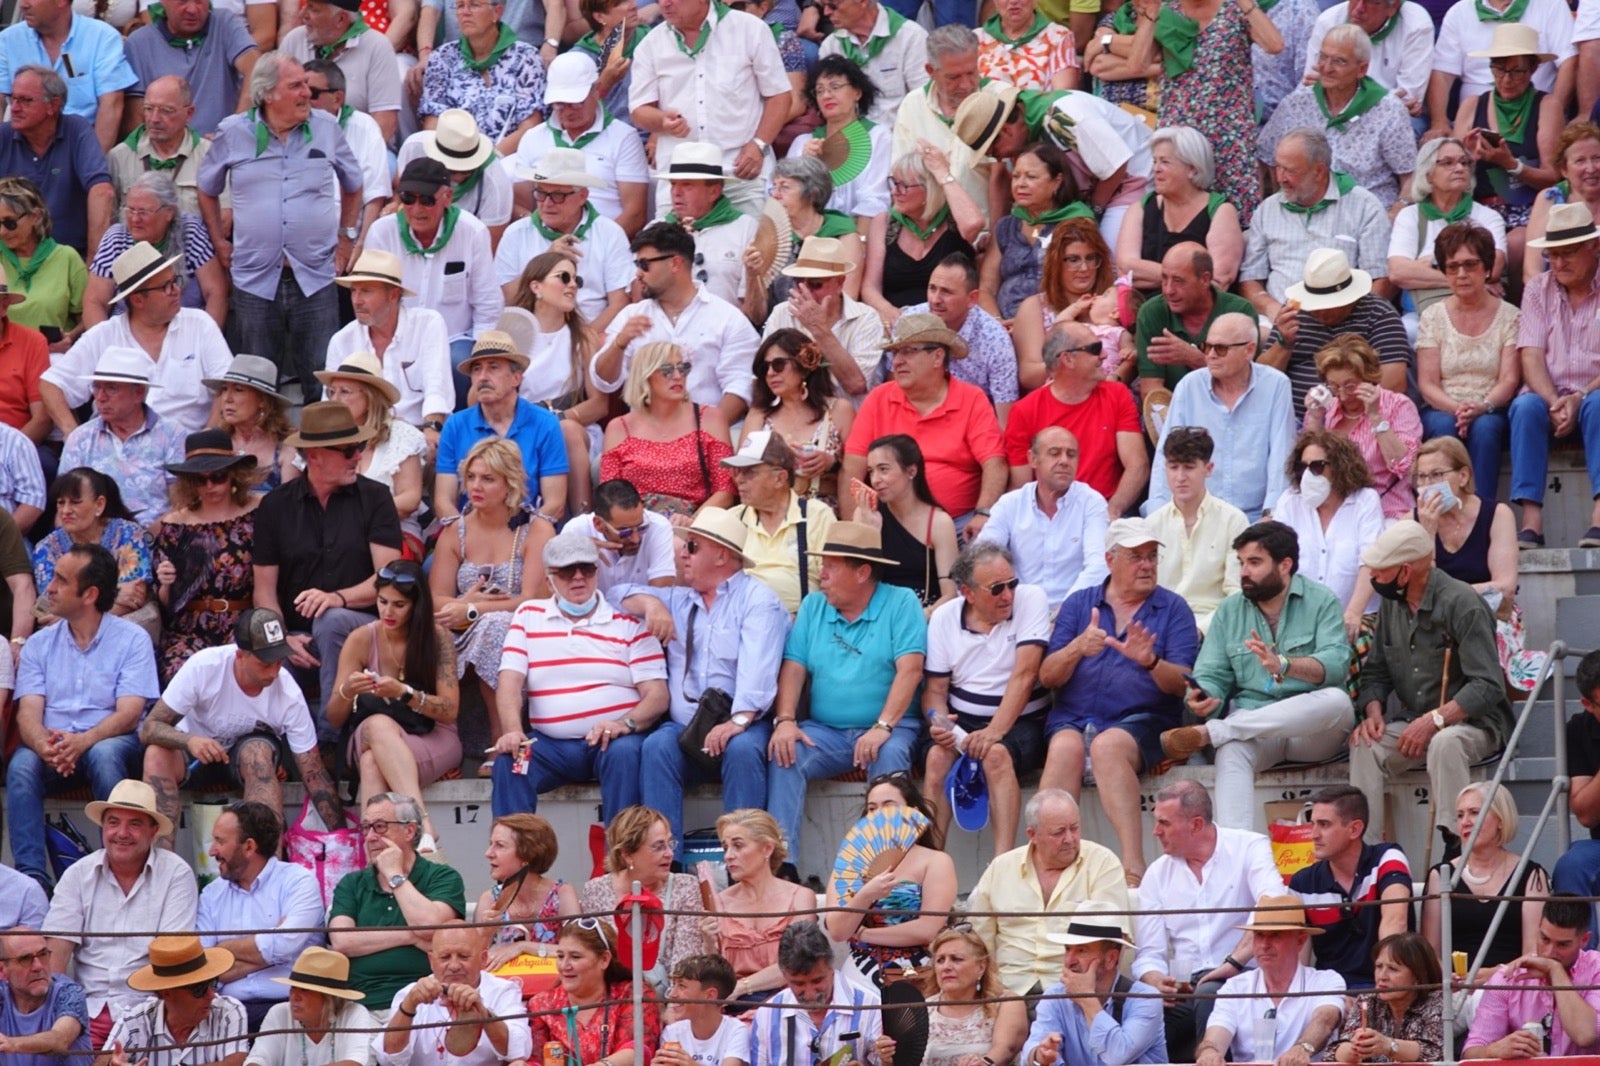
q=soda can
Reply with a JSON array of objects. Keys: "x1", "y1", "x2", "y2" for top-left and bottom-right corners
[{"x1": 543, "y1": 1041, "x2": 565, "y2": 1066}]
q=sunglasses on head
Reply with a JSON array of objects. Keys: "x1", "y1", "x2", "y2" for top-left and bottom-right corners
[
  {"x1": 552, "y1": 562, "x2": 598, "y2": 579},
  {"x1": 399, "y1": 191, "x2": 438, "y2": 206},
  {"x1": 377, "y1": 564, "x2": 420, "y2": 587}
]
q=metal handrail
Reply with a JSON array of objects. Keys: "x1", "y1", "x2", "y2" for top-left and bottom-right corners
[{"x1": 1438, "y1": 640, "x2": 1575, "y2": 1065}]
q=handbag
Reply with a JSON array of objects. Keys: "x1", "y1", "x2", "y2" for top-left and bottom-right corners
[
  {"x1": 678, "y1": 687, "x2": 733, "y2": 777},
  {"x1": 284, "y1": 795, "x2": 367, "y2": 908},
  {"x1": 334, "y1": 692, "x2": 436, "y2": 802}
]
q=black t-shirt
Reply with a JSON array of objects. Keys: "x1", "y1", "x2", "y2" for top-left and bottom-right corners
[
  {"x1": 1568, "y1": 711, "x2": 1600, "y2": 840},
  {"x1": 253, "y1": 475, "x2": 402, "y2": 631}
]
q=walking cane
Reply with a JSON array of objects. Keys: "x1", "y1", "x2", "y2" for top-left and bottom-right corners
[{"x1": 1421, "y1": 643, "x2": 1453, "y2": 876}]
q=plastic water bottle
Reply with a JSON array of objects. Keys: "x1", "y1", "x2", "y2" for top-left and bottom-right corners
[
  {"x1": 929, "y1": 710, "x2": 970, "y2": 753},
  {"x1": 1252, "y1": 1015, "x2": 1276, "y2": 1063}
]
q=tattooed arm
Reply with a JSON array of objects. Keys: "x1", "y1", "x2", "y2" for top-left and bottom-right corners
[{"x1": 293, "y1": 747, "x2": 346, "y2": 831}]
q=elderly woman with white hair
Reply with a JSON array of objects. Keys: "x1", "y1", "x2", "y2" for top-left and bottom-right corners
[
  {"x1": 1389, "y1": 138, "x2": 1508, "y2": 329},
  {"x1": 82, "y1": 172, "x2": 227, "y2": 329},
  {"x1": 767, "y1": 156, "x2": 864, "y2": 303},
  {"x1": 861, "y1": 149, "x2": 984, "y2": 326},
  {"x1": 1115, "y1": 125, "x2": 1244, "y2": 291},
  {"x1": 1257, "y1": 24, "x2": 1417, "y2": 209}
]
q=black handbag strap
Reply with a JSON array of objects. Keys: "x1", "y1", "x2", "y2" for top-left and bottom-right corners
[
  {"x1": 692, "y1": 404, "x2": 712, "y2": 496},
  {"x1": 796, "y1": 495, "x2": 808, "y2": 599}
]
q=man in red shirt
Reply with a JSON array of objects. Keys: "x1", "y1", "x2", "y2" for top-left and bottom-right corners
[
  {"x1": 842, "y1": 313, "x2": 1006, "y2": 539},
  {"x1": 1004, "y1": 320, "x2": 1146, "y2": 518},
  {"x1": 0, "y1": 282, "x2": 52, "y2": 478}
]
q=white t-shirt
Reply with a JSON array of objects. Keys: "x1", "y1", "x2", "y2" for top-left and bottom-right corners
[
  {"x1": 1211, "y1": 965, "x2": 1346, "y2": 1062},
  {"x1": 662, "y1": 1016, "x2": 750, "y2": 1066},
  {"x1": 572, "y1": 511, "x2": 678, "y2": 593},
  {"x1": 166, "y1": 645, "x2": 320, "y2": 755},
  {"x1": 246, "y1": 1000, "x2": 375, "y2": 1066}
]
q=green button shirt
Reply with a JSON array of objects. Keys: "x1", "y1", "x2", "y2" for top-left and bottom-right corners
[{"x1": 1193, "y1": 573, "x2": 1351, "y2": 711}]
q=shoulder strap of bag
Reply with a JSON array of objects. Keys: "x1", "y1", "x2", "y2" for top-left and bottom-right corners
[
  {"x1": 796, "y1": 495, "x2": 808, "y2": 599},
  {"x1": 1109, "y1": 974, "x2": 1133, "y2": 1024},
  {"x1": 693, "y1": 404, "x2": 712, "y2": 496}
]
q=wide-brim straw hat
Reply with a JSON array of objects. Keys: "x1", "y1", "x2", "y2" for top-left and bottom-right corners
[
  {"x1": 673, "y1": 506, "x2": 752, "y2": 564},
  {"x1": 880, "y1": 312, "x2": 969, "y2": 360},
  {"x1": 128, "y1": 936, "x2": 235, "y2": 992},
  {"x1": 314, "y1": 351, "x2": 402, "y2": 407},
  {"x1": 1236, "y1": 893, "x2": 1324, "y2": 934},
  {"x1": 1528, "y1": 201, "x2": 1600, "y2": 249},
  {"x1": 805, "y1": 520, "x2": 897, "y2": 566},
  {"x1": 202, "y1": 353, "x2": 294, "y2": 405},
  {"x1": 272, "y1": 947, "x2": 366, "y2": 1000},
  {"x1": 781, "y1": 234, "x2": 857, "y2": 279},
  {"x1": 109, "y1": 241, "x2": 183, "y2": 305},
  {"x1": 1043, "y1": 900, "x2": 1137, "y2": 950},
  {"x1": 0, "y1": 279, "x2": 27, "y2": 306},
  {"x1": 422, "y1": 108, "x2": 495, "y2": 172},
  {"x1": 334, "y1": 248, "x2": 416, "y2": 297},
  {"x1": 952, "y1": 84, "x2": 1021, "y2": 159},
  {"x1": 650, "y1": 140, "x2": 729, "y2": 182},
  {"x1": 1284, "y1": 247, "x2": 1372, "y2": 312},
  {"x1": 85, "y1": 779, "x2": 174, "y2": 839},
  {"x1": 1468, "y1": 22, "x2": 1555, "y2": 63},
  {"x1": 284, "y1": 401, "x2": 379, "y2": 450}
]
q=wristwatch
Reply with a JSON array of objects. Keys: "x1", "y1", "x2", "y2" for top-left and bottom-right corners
[
  {"x1": 544, "y1": 36, "x2": 560, "y2": 48},
  {"x1": 341, "y1": 226, "x2": 359, "y2": 240},
  {"x1": 1431, "y1": 710, "x2": 1447, "y2": 729},
  {"x1": 465, "y1": 604, "x2": 481, "y2": 624},
  {"x1": 388, "y1": 873, "x2": 408, "y2": 890},
  {"x1": 731, "y1": 712, "x2": 755, "y2": 729},
  {"x1": 622, "y1": 716, "x2": 638, "y2": 733},
  {"x1": 752, "y1": 137, "x2": 770, "y2": 153},
  {"x1": 873, "y1": 719, "x2": 894, "y2": 733},
  {"x1": 1374, "y1": 420, "x2": 1392, "y2": 433},
  {"x1": 1296, "y1": 1043, "x2": 1317, "y2": 1057}
]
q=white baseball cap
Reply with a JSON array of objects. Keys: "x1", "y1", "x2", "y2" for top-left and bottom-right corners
[{"x1": 545, "y1": 52, "x2": 599, "y2": 106}]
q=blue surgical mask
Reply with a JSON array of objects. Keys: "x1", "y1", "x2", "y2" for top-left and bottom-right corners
[{"x1": 556, "y1": 592, "x2": 600, "y2": 617}]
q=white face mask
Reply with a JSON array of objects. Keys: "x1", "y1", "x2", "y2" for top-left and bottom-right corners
[{"x1": 1300, "y1": 467, "x2": 1333, "y2": 508}]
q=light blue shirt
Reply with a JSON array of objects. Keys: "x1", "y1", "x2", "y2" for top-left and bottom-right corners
[
  {"x1": 15, "y1": 613, "x2": 159, "y2": 733},
  {"x1": 0, "y1": 13, "x2": 138, "y2": 119},
  {"x1": 1023, "y1": 977, "x2": 1168, "y2": 1066},
  {"x1": 783, "y1": 582, "x2": 926, "y2": 729},
  {"x1": 614, "y1": 572, "x2": 790, "y2": 726},
  {"x1": 749, "y1": 974, "x2": 882, "y2": 1066},
  {"x1": 0, "y1": 864, "x2": 48, "y2": 929},
  {"x1": 977, "y1": 480, "x2": 1110, "y2": 611},
  {"x1": 1145, "y1": 364, "x2": 1296, "y2": 521},
  {"x1": 198, "y1": 857, "x2": 328, "y2": 1003}
]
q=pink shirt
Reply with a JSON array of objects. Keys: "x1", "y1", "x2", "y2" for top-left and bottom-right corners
[
  {"x1": 1517, "y1": 269, "x2": 1600, "y2": 395},
  {"x1": 1464, "y1": 949, "x2": 1600, "y2": 1057},
  {"x1": 1315, "y1": 388, "x2": 1422, "y2": 520}
]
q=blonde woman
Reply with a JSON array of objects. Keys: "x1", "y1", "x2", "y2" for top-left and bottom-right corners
[
  {"x1": 861, "y1": 151, "x2": 983, "y2": 327},
  {"x1": 314, "y1": 352, "x2": 427, "y2": 538},
  {"x1": 1422, "y1": 782, "x2": 1548, "y2": 967},
  {"x1": 0, "y1": 177, "x2": 85, "y2": 350},
  {"x1": 599, "y1": 342, "x2": 735, "y2": 520},
  {"x1": 247, "y1": 948, "x2": 375, "y2": 1066},
  {"x1": 205, "y1": 353, "x2": 299, "y2": 493},
  {"x1": 877, "y1": 927, "x2": 1027, "y2": 1066},
  {"x1": 429, "y1": 437, "x2": 552, "y2": 713},
  {"x1": 711, "y1": 809, "x2": 817, "y2": 1000}
]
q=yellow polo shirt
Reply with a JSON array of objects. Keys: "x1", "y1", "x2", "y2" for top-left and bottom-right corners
[{"x1": 734, "y1": 493, "x2": 837, "y2": 615}]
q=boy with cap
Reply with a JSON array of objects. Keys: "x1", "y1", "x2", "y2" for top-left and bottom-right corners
[
  {"x1": 488, "y1": 529, "x2": 668, "y2": 819},
  {"x1": 1350, "y1": 519, "x2": 1510, "y2": 853},
  {"x1": 140, "y1": 608, "x2": 344, "y2": 838}
]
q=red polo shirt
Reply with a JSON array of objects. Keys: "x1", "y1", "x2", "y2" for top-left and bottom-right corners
[
  {"x1": 1003, "y1": 380, "x2": 1141, "y2": 500},
  {"x1": 0, "y1": 318, "x2": 47, "y2": 433},
  {"x1": 846, "y1": 378, "x2": 1005, "y2": 517}
]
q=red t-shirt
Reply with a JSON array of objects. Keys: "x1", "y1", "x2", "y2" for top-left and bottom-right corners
[
  {"x1": 846, "y1": 379, "x2": 1005, "y2": 517},
  {"x1": 0, "y1": 319, "x2": 49, "y2": 433},
  {"x1": 1003, "y1": 380, "x2": 1140, "y2": 500}
]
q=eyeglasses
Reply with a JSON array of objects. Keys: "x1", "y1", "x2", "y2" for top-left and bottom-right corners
[
  {"x1": 377, "y1": 564, "x2": 420, "y2": 586},
  {"x1": 7, "y1": 95, "x2": 45, "y2": 106},
  {"x1": 358, "y1": 818, "x2": 416, "y2": 834},
  {"x1": 763, "y1": 357, "x2": 795, "y2": 374},
  {"x1": 1061, "y1": 254, "x2": 1103, "y2": 268},
  {"x1": 1295, "y1": 458, "x2": 1331, "y2": 476},
  {"x1": 533, "y1": 188, "x2": 579, "y2": 204},
  {"x1": 1317, "y1": 52, "x2": 1356, "y2": 68},
  {"x1": 634, "y1": 253, "x2": 674, "y2": 270},
  {"x1": 600, "y1": 516, "x2": 640, "y2": 538},
  {"x1": 1440, "y1": 257, "x2": 1483, "y2": 273},
  {"x1": 684, "y1": 537, "x2": 704, "y2": 555},
  {"x1": 124, "y1": 204, "x2": 171, "y2": 219},
  {"x1": 1061, "y1": 341, "x2": 1104, "y2": 357},
  {"x1": 550, "y1": 269, "x2": 583, "y2": 287},
  {"x1": 1327, "y1": 381, "x2": 1367, "y2": 396},
  {"x1": 656, "y1": 362, "x2": 693, "y2": 379},
  {"x1": 1414, "y1": 467, "x2": 1460, "y2": 484},
  {"x1": 1202, "y1": 340, "x2": 1253, "y2": 354},
  {"x1": 889, "y1": 178, "x2": 922, "y2": 193},
  {"x1": 134, "y1": 277, "x2": 184, "y2": 297},
  {"x1": 1, "y1": 949, "x2": 50, "y2": 966},
  {"x1": 1490, "y1": 60, "x2": 1535, "y2": 74},
  {"x1": 144, "y1": 104, "x2": 187, "y2": 118},
  {"x1": 552, "y1": 562, "x2": 598, "y2": 579},
  {"x1": 1434, "y1": 155, "x2": 1473, "y2": 169},
  {"x1": 330, "y1": 442, "x2": 367, "y2": 459},
  {"x1": 399, "y1": 191, "x2": 438, "y2": 206},
  {"x1": 644, "y1": 837, "x2": 678, "y2": 854},
  {"x1": 981, "y1": 577, "x2": 1020, "y2": 596}
]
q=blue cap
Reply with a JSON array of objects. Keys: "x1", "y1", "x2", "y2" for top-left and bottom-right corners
[{"x1": 947, "y1": 754, "x2": 989, "y2": 832}]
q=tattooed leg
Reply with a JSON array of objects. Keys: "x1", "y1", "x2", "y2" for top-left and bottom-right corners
[{"x1": 142, "y1": 745, "x2": 186, "y2": 848}]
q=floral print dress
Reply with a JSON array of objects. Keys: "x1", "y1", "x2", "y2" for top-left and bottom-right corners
[
  {"x1": 151, "y1": 512, "x2": 256, "y2": 683},
  {"x1": 1157, "y1": 0, "x2": 1260, "y2": 225}
]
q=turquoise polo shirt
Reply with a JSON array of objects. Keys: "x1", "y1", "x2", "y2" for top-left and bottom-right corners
[
  {"x1": 784, "y1": 581, "x2": 927, "y2": 729},
  {"x1": 436, "y1": 397, "x2": 568, "y2": 510}
]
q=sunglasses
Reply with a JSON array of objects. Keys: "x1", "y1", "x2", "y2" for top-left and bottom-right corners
[
  {"x1": 308, "y1": 86, "x2": 337, "y2": 98},
  {"x1": 763, "y1": 357, "x2": 795, "y2": 374},
  {"x1": 1061, "y1": 341, "x2": 1104, "y2": 357},
  {"x1": 601, "y1": 518, "x2": 640, "y2": 538},
  {"x1": 135, "y1": 277, "x2": 184, "y2": 297},
  {"x1": 552, "y1": 562, "x2": 598, "y2": 579},
  {"x1": 798, "y1": 277, "x2": 832, "y2": 291},
  {"x1": 331, "y1": 442, "x2": 366, "y2": 459},
  {"x1": 684, "y1": 537, "x2": 704, "y2": 555},
  {"x1": 195, "y1": 470, "x2": 232, "y2": 485},
  {"x1": 1202, "y1": 340, "x2": 1253, "y2": 355},
  {"x1": 1296, "y1": 458, "x2": 1330, "y2": 476},
  {"x1": 634, "y1": 253, "x2": 674, "y2": 270},
  {"x1": 0, "y1": 217, "x2": 20, "y2": 231},
  {"x1": 1439, "y1": 257, "x2": 1483, "y2": 273},
  {"x1": 550, "y1": 269, "x2": 583, "y2": 287},
  {"x1": 377, "y1": 564, "x2": 420, "y2": 586},
  {"x1": 981, "y1": 577, "x2": 1020, "y2": 596},
  {"x1": 399, "y1": 191, "x2": 438, "y2": 206},
  {"x1": 657, "y1": 362, "x2": 693, "y2": 379}
]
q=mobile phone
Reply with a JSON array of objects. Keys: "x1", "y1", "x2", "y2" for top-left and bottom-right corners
[
  {"x1": 1479, "y1": 128, "x2": 1504, "y2": 148},
  {"x1": 1181, "y1": 672, "x2": 1202, "y2": 691},
  {"x1": 38, "y1": 325, "x2": 61, "y2": 343}
]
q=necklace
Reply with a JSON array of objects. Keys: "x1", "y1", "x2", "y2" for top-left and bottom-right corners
[
  {"x1": 1460, "y1": 853, "x2": 1501, "y2": 886},
  {"x1": 381, "y1": 635, "x2": 407, "y2": 681}
]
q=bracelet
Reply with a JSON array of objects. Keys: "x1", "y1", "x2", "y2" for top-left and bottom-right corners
[
  {"x1": 774, "y1": 716, "x2": 797, "y2": 725},
  {"x1": 1278, "y1": 654, "x2": 1290, "y2": 677},
  {"x1": 1223, "y1": 954, "x2": 1243, "y2": 971},
  {"x1": 398, "y1": 1006, "x2": 415, "y2": 1018},
  {"x1": 338, "y1": 682, "x2": 352, "y2": 701},
  {"x1": 1144, "y1": 653, "x2": 1160, "y2": 671},
  {"x1": 335, "y1": 590, "x2": 348, "y2": 607}
]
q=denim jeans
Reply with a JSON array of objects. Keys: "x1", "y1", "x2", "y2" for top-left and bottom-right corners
[
  {"x1": 1553, "y1": 839, "x2": 1600, "y2": 940},
  {"x1": 449, "y1": 336, "x2": 474, "y2": 412},
  {"x1": 1508, "y1": 390, "x2": 1600, "y2": 506},
  {"x1": 229, "y1": 276, "x2": 341, "y2": 402},
  {"x1": 308, "y1": 608, "x2": 376, "y2": 744},
  {"x1": 5, "y1": 734, "x2": 141, "y2": 888},
  {"x1": 767, "y1": 718, "x2": 922, "y2": 855},
  {"x1": 1419, "y1": 405, "x2": 1509, "y2": 500},
  {"x1": 489, "y1": 730, "x2": 646, "y2": 820},
  {"x1": 641, "y1": 718, "x2": 773, "y2": 859}
]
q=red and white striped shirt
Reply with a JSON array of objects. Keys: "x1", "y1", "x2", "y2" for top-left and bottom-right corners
[{"x1": 498, "y1": 599, "x2": 667, "y2": 739}]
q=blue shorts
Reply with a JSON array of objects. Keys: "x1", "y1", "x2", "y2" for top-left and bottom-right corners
[{"x1": 1047, "y1": 712, "x2": 1170, "y2": 773}]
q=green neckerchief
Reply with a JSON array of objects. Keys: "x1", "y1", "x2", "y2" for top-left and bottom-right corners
[
  {"x1": 673, "y1": 0, "x2": 730, "y2": 57},
  {"x1": 461, "y1": 21, "x2": 517, "y2": 72},
  {"x1": 574, "y1": 24, "x2": 649, "y2": 57},
  {"x1": 810, "y1": 118, "x2": 875, "y2": 186},
  {"x1": 1491, "y1": 88, "x2": 1535, "y2": 143},
  {"x1": 1110, "y1": 3, "x2": 1200, "y2": 77},
  {"x1": 1474, "y1": 0, "x2": 1529, "y2": 20},
  {"x1": 338, "y1": 103, "x2": 354, "y2": 128},
  {"x1": 0, "y1": 238, "x2": 58, "y2": 289},
  {"x1": 1256, "y1": 0, "x2": 1280, "y2": 11},
  {"x1": 398, "y1": 205, "x2": 461, "y2": 256},
  {"x1": 1367, "y1": 9, "x2": 1401, "y2": 41},
  {"x1": 1419, "y1": 194, "x2": 1474, "y2": 223},
  {"x1": 150, "y1": 2, "x2": 207, "y2": 48},
  {"x1": 665, "y1": 195, "x2": 742, "y2": 231},
  {"x1": 1282, "y1": 170, "x2": 1357, "y2": 215},
  {"x1": 814, "y1": 210, "x2": 857, "y2": 238},
  {"x1": 552, "y1": 107, "x2": 614, "y2": 150},
  {"x1": 253, "y1": 108, "x2": 311, "y2": 157},
  {"x1": 122, "y1": 125, "x2": 200, "y2": 169},
  {"x1": 891, "y1": 205, "x2": 948, "y2": 240},
  {"x1": 452, "y1": 156, "x2": 494, "y2": 199},
  {"x1": 1313, "y1": 76, "x2": 1388, "y2": 132},
  {"x1": 833, "y1": 6, "x2": 907, "y2": 65},
  {"x1": 982, "y1": 9, "x2": 1049, "y2": 46},
  {"x1": 317, "y1": 13, "x2": 368, "y2": 60},
  {"x1": 530, "y1": 202, "x2": 600, "y2": 242},
  {"x1": 1010, "y1": 200, "x2": 1095, "y2": 227}
]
